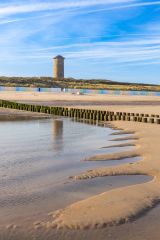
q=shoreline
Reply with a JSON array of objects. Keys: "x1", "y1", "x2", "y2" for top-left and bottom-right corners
[
  {"x1": 0, "y1": 107, "x2": 51, "y2": 120},
  {"x1": 41, "y1": 121, "x2": 160, "y2": 230},
  {"x1": 0, "y1": 92, "x2": 160, "y2": 238}
]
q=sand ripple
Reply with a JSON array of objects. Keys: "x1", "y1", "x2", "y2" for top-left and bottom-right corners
[{"x1": 45, "y1": 122, "x2": 160, "y2": 229}]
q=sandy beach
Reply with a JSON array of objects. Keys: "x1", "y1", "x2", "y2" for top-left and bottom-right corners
[
  {"x1": 0, "y1": 91, "x2": 160, "y2": 239},
  {"x1": 1, "y1": 0, "x2": 160, "y2": 237},
  {"x1": 0, "y1": 91, "x2": 160, "y2": 115},
  {"x1": 48, "y1": 121, "x2": 160, "y2": 230}
]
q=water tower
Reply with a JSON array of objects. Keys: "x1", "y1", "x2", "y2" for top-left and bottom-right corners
[{"x1": 54, "y1": 55, "x2": 65, "y2": 80}]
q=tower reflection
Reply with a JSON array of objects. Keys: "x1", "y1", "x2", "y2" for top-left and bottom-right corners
[{"x1": 52, "y1": 119, "x2": 64, "y2": 152}]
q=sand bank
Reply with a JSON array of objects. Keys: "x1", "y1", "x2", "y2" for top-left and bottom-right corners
[
  {"x1": 84, "y1": 150, "x2": 140, "y2": 162},
  {"x1": 42, "y1": 121, "x2": 160, "y2": 230},
  {"x1": 101, "y1": 142, "x2": 137, "y2": 148},
  {"x1": 0, "y1": 107, "x2": 50, "y2": 120}
]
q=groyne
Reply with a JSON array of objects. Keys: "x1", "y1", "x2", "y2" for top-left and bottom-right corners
[{"x1": 0, "y1": 99, "x2": 160, "y2": 124}]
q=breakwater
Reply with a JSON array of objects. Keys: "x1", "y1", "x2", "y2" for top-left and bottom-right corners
[{"x1": 0, "y1": 99, "x2": 160, "y2": 124}]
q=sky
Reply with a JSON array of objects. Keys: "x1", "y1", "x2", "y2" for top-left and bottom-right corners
[{"x1": 0, "y1": 0, "x2": 160, "y2": 84}]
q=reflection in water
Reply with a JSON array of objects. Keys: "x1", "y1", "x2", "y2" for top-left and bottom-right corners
[
  {"x1": 52, "y1": 119, "x2": 64, "y2": 152},
  {"x1": 71, "y1": 118, "x2": 107, "y2": 128}
]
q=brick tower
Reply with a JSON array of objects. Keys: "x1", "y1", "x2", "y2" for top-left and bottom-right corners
[{"x1": 54, "y1": 55, "x2": 65, "y2": 80}]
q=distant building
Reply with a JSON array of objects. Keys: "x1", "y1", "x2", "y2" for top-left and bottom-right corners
[{"x1": 54, "y1": 55, "x2": 65, "y2": 80}]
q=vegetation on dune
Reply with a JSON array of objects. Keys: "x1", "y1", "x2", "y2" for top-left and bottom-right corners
[{"x1": 0, "y1": 76, "x2": 159, "y2": 91}]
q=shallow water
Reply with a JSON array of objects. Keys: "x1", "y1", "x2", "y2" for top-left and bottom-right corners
[{"x1": 0, "y1": 117, "x2": 151, "y2": 229}]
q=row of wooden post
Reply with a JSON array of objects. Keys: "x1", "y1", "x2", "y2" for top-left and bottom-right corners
[{"x1": 0, "y1": 100, "x2": 160, "y2": 124}]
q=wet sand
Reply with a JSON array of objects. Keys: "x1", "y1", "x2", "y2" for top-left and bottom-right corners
[
  {"x1": 0, "y1": 116, "x2": 150, "y2": 238},
  {"x1": 39, "y1": 121, "x2": 159, "y2": 231},
  {"x1": 0, "y1": 107, "x2": 50, "y2": 120},
  {"x1": 0, "y1": 91, "x2": 160, "y2": 239}
]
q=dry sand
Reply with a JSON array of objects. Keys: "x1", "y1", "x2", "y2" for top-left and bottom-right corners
[{"x1": 0, "y1": 91, "x2": 160, "y2": 115}]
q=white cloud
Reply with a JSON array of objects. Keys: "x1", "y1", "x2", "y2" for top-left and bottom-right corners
[
  {"x1": 0, "y1": 0, "x2": 135, "y2": 17},
  {"x1": 70, "y1": 1, "x2": 160, "y2": 14},
  {"x1": 3, "y1": 36, "x2": 160, "y2": 67}
]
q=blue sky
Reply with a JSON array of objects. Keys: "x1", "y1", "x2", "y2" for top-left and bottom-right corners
[{"x1": 0, "y1": 0, "x2": 160, "y2": 84}]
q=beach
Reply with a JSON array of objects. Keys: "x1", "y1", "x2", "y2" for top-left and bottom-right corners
[
  {"x1": 0, "y1": 91, "x2": 160, "y2": 239},
  {"x1": 0, "y1": 91, "x2": 160, "y2": 115}
]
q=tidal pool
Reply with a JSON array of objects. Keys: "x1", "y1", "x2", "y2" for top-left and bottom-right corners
[{"x1": 0, "y1": 117, "x2": 151, "y2": 229}]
